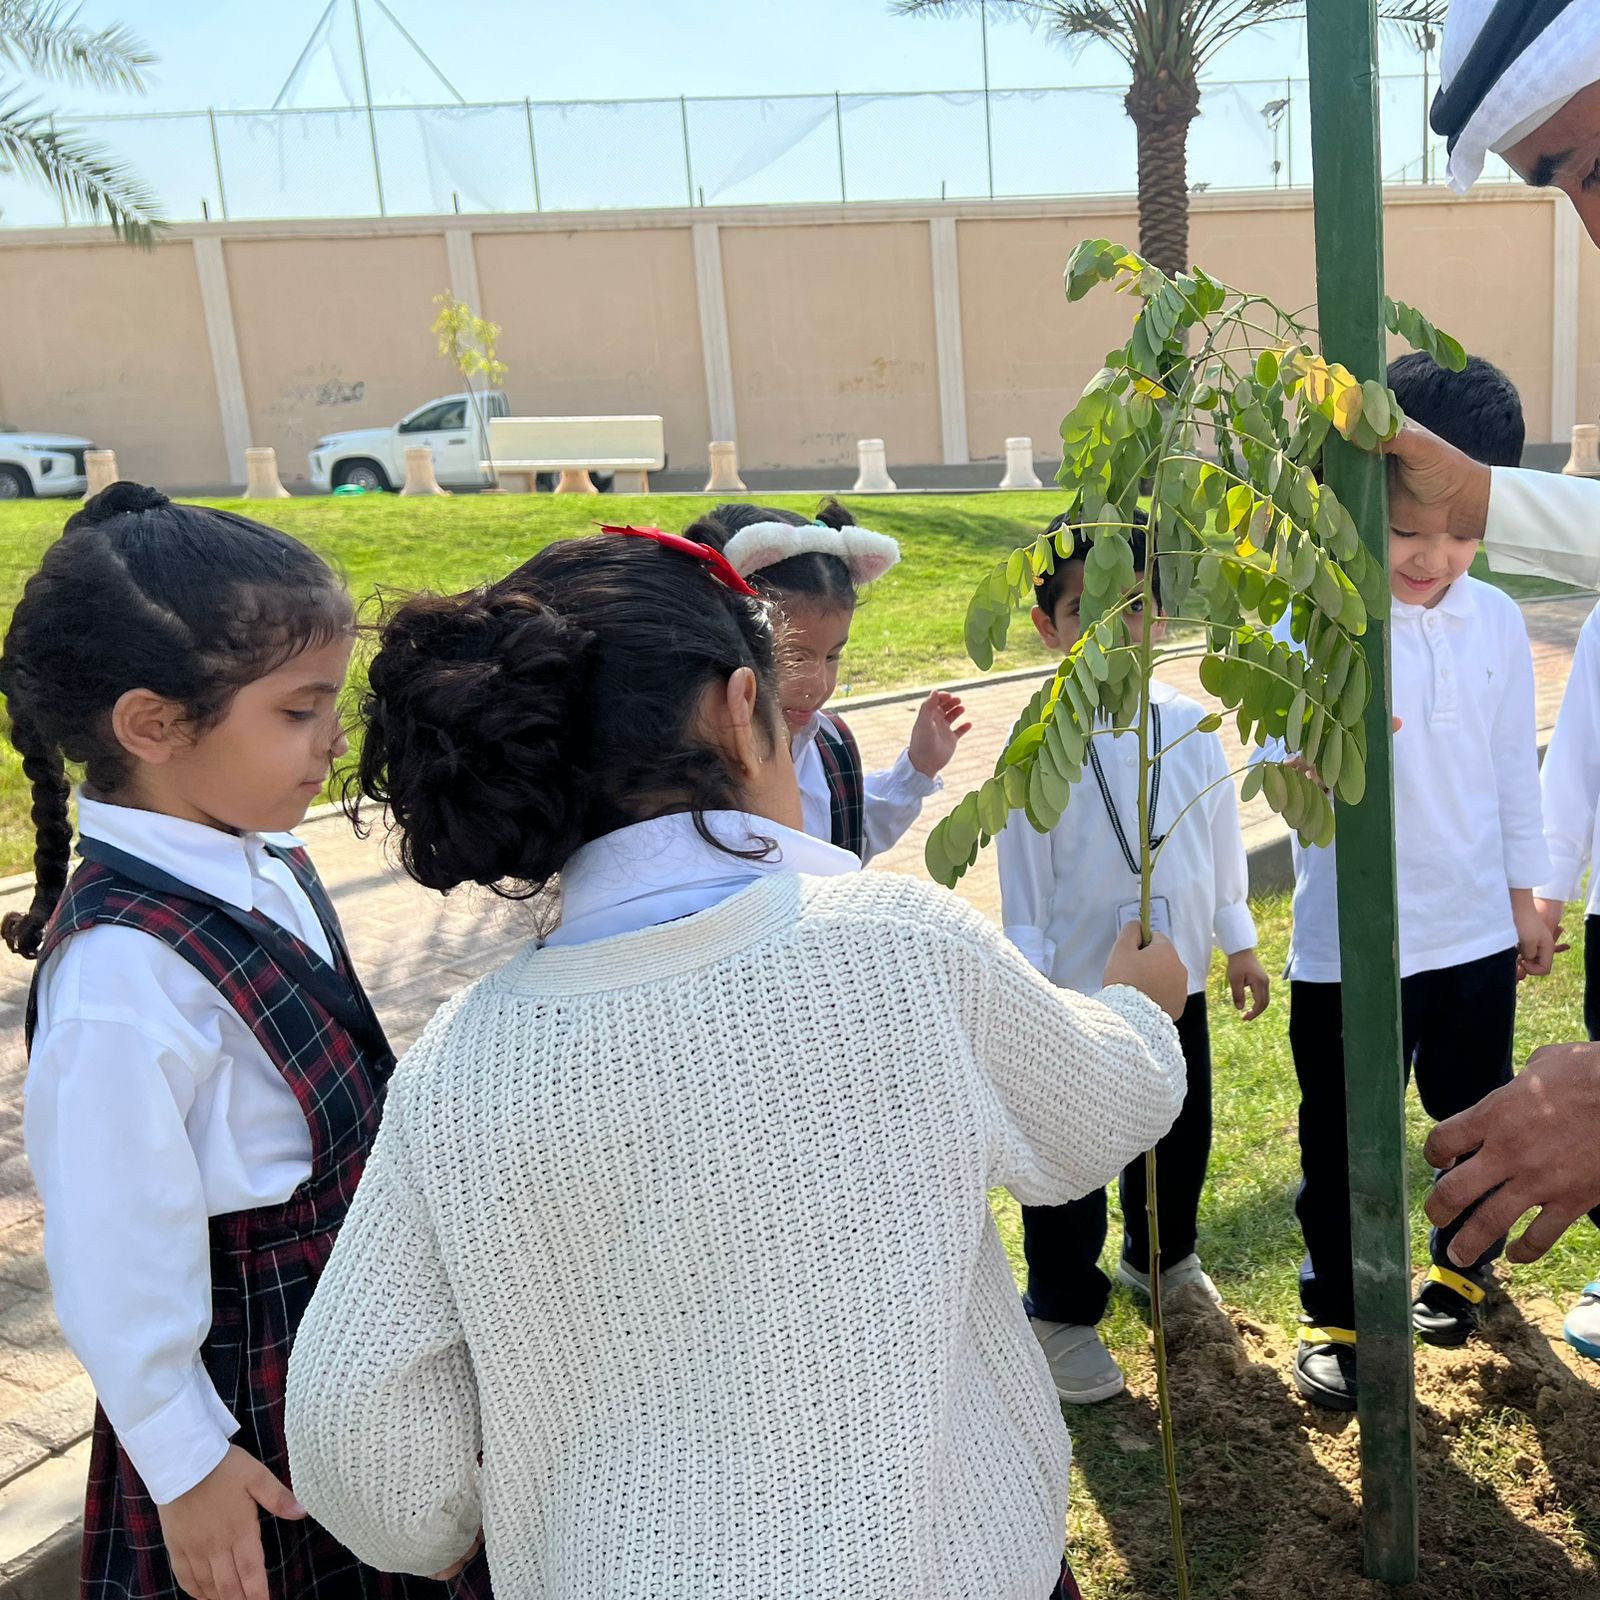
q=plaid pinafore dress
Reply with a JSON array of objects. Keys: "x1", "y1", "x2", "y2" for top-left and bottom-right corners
[
  {"x1": 815, "y1": 712, "x2": 866, "y2": 861},
  {"x1": 28, "y1": 839, "x2": 493, "y2": 1600}
]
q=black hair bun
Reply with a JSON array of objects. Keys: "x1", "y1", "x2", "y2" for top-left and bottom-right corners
[
  {"x1": 80, "y1": 482, "x2": 170, "y2": 522},
  {"x1": 814, "y1": 496, "x2": 858, "y2": 531}
]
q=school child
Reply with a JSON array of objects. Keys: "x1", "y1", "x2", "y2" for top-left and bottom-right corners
[
  {"x1": 1289, "y1": 353, "x2": 1552, "y2": 1410},
  {"x1": 687, "y1": 499, "x2": 970, "y2": 861},
  {"x1": 283, "y1": 525, "x2": 1192, "y2": 1599},
  {"x1": 998, "y1": 514, "x2": 1271, "y2": 1404},
  {"x1": 3, "y1": 484, "x2": 489, "y2": 1600}
]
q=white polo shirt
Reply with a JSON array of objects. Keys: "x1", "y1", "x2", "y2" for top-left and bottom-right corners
[{"x1": 1285, "y1": 575, "x2": 1549, "y2": 983}]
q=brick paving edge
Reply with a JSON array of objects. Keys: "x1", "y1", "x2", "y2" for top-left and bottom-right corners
[{"x1": 0, "y1": 1521, "x2": 77, "y2": 1600}]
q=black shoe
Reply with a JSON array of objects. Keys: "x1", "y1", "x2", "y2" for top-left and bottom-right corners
[
  {"x1": 1412, "y1": 1266, "x2": 1487, "y2": 1347},
  {"x1": 1294, "y1": 1328, "x2": 1358, "y2": 1411}
]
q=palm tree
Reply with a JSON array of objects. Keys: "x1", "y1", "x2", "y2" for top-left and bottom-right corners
[
  {"x1": 0, "y1": 1, "x2": 160, "y2": 244},
  {"x1": 895, "y1": 1, "x2": 1429, "y2": 277}
]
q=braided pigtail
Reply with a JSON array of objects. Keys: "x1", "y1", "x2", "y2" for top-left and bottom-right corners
[{"x1": 2, "y1": 715, "x2": 73, "y2": 959}]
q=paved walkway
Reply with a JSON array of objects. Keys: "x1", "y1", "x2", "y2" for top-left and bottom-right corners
[{"x1": 0, "y1": 591, "x2": 1589, "y2": 1554}]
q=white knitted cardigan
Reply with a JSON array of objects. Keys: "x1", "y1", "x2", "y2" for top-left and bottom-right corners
[{"x1": 286, "y1": 870, "x2": 1184, "y2": 1599}]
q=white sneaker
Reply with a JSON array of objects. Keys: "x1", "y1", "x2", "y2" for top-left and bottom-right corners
[
  {"x1": 1116, "y1": 1252, "x2": 1223, "y2": 1306},
  {"x1": 1564, "y1": 1281, "x2": 1600, "y2": 1361},
  {"x1": 1029, "y1": 1319, "x2": 1126, "y2": 1405}
]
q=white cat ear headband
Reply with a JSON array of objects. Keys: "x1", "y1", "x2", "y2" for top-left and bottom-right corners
[{"x1": 721, "y1": 521, "x2": 901, "y2": 588}]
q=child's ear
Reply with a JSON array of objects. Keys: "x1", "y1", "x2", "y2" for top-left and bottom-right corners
[
  {"x1": 1030, "y1": 605, "x2": 1060, "y2": 651},
  {"x1": 111, "y1": 689, "x2": 187, "y2": 767}
]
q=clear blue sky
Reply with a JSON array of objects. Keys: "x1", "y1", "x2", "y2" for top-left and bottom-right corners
[{"x1": 32, "y1": 1, "x2": 1433, "y2": 116}]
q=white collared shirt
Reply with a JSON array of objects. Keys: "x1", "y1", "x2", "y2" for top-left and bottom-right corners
[
  {"x1": 997, "y1": 682, "x2": 1256, "y2": 996},
  {"x1": 791, "y1": 711, "x2": 939, "y2": 862},
  {"x1": 1285, "y1": 576, "x2": 1550, "y2": 982},
  {"x1": 1536, "y1": 600, "x2": 1600, "y2": 914},
  {"x1": 25, "y1": 794, "x2": 327, "y2": 1505},
  {"x1": 549, "y1": 810, "x2": 859, "y2": 947}
]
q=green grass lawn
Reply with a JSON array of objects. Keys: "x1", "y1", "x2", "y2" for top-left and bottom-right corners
[{"x1": 0, "y1": 491, "x2": 1576, "y2": 879}]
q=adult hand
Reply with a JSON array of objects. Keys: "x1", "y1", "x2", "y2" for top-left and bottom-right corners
[
  {"x1": 1384, "y1": 422, "x2": 1492, "y2": 541},
  {"x1": 157, "y1": 1446, "x2": 307, "y2": 1600},
  {"x1": 1424, "y1": 1042, "x2": 1600, "y2": 1265},
  {"x1": 907, "y1": 690, "x2": 972, "y2": 778}
]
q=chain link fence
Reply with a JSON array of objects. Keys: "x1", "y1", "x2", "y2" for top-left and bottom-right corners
[{"x1": 0, "y1": 74, "x2": 1509, "y2": 230}]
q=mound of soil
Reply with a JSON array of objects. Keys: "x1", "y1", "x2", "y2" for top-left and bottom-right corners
[{"x1": 1072, "y1": 1290, "x2": 1600, "y2": 1598}]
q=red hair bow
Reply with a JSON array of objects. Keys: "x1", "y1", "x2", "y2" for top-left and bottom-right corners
[{"x1": 599, "y1": 524, "x2": 760, "y2": 598}]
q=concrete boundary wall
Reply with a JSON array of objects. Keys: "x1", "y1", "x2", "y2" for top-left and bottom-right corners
[{"x1": 4, "y1": 186, "x2": 1576, "y2": 490}]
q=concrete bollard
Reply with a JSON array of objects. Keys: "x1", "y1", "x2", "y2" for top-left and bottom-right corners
[
  {"x1": 704, "y1": 441, "x2": 747, "y2": 494},
  {"x1": 1564, "y1": 423, "x2": 1600, "y2": 478},
  {"x1": 400, "y1": 444, "x2": 448, "y2": 496},
  {"x1": 851, "y1": 439, "x2": 897, "y2": 494},
  {"x1": 998, "y1": 437, "x2": 1043, "y2": 491},
  {"x1": 84, "y1": 449, "x2": 119, "y2": 496},
  {"x1": 244, "y1": 447, "x2": 292, "y2": 499},
  {"x1": 553, "y1": 469, "x2": 599, "y2": 495},
  {"x1": 611, "y1": 469, "x2": 650, "y2": 494}
]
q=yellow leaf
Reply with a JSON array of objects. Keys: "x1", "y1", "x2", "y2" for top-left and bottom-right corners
[
  {"x1": 1131, "y1": 375, "x2": 1169, "y2": 400},
  {"x1": 1331, "y1": 382, "x2": 1363, "y2": 438}
]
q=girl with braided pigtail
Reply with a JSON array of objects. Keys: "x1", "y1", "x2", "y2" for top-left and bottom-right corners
[{"x1": 0, "y1": 483, "x2": 489, "y2": 1600}]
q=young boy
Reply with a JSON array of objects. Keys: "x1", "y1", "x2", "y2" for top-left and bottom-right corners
[
  {"x1": 1290, "y1": 352, "x2": 1553, "y2": 1411},
  {"x1": 1531, "y1": 507, "x2": 1600, "y2": 1363},
  {"x1": 998, "y1": 514, "x2": 1271, "y2": 1404}
]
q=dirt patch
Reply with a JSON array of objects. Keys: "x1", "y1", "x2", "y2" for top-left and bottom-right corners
[{"x1": 1069, "y1": 1289, "x2": 1600, "y2": 1598}]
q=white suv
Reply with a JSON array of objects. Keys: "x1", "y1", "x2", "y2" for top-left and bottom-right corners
[
  {"x1": 0, "y1": 428, "x2": 94, "y2": 499},
  {"x1": 309, "y1": 393, "x2": 508, "y2": 493}
]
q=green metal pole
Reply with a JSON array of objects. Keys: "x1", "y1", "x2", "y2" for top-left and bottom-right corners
[{"x1": 1305, "y1": 0, "x2": 1418, "y2": 1585}]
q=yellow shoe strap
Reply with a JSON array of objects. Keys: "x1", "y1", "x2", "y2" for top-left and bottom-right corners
[
  {"x1": 1427, "y1": 1264, "x2": 1487, "y2": 1304},
  {"x1": 1300, "y1": 1325, "x2": 1357, "y2": 1347}
]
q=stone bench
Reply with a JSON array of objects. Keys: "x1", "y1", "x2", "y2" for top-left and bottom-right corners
[{"x1": 487, "y1": 415, "x2": 665, "y2": 494}]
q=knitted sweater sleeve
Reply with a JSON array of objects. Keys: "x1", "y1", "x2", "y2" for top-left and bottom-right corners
[
  {"x1": 285, "y1": 1072, "x2": 482, "y2": 1579},
  {"x1": 950, "y1": 898, "x2": 1187, "y2": 1207}
]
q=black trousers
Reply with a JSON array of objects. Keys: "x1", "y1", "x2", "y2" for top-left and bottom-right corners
[
  {"x1": 1021, "y1": 991, "x2": 1211, "y2": 1327},
  {"x1": 1290, "y1": 946, "x2": 1518, "y2": 1330}
]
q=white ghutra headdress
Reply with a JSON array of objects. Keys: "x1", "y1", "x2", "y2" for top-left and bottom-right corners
[{"x1": 721, "y1": 521, "x2": 901, "y2": 587}]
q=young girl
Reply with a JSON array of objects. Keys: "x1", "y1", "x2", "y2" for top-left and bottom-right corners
[
  {"x1": 686, "y1": 499, "x2": 969, "y2": 861},
  {"x1": 3, "y1": 484, "x2": 488, "y2": 1600},
  {"x1": 284, "y1": 525, "x2": 1190, "y2": 1600}
]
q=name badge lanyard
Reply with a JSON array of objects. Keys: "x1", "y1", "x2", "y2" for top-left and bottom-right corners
[{"x1": 1087, "y1": 702, "x2": 1165, "y2": 876}]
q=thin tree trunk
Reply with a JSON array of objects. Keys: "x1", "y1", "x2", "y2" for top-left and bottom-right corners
[{"x1": 1126, "y1": 73, "x2": 1201, "y2": 277}]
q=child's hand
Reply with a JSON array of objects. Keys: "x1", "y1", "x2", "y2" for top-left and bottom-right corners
[
  {"x1": 1226, "y1": 949, "x2": 1271, "y2": 1021},
  {"x1": 1513, "y1": 892, "x2": 1557, "y2": 980},
  {"x1": 1103, "y1": 923, "x2": 1189, "y2": 1019},
  {"x1": 433, "y1": 1530, "x2": 484, "y2": 1581},
  {"x1": 157, "y1": 1445, "x2": 306, "y2": 1600},
  {"x1": 908, "y1": 690, "x2": 972, "y2": 778},
  {"x1": 1533, "y1": 895, "x2": 1571, "y2": 955}
]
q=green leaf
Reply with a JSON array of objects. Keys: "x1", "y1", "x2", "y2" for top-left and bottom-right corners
[
  {"x1": 1255, "y1": 349, "x2": 1280, "y2": 387},
  {"x1": 1197, "y1": 711, "x2": 1223, "y2": 733},
  {"x1": 1198, "y1": 653, "x2": 1227, "y2": 699},
  {"x1": 1004, "y1": 721, "x2": 1047, "y2": 767},
  {"x1": 1241, "y1": 762, "x2": 1266, "y2": 802},
  {"x1": 1262, "y1": 762, "x2": 1288, "y2": 814},
  {"x1": 1335, "y1": 742, "x2": 1367, "y2": 805},
  {"x1": 977, "y1": 777, "x2": 1009, "y2": 838}
]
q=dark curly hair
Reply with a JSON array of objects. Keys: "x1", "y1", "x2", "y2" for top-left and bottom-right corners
[
  {"x1": 0, "y1": 482, "x2": 354, "y2": 959},
  {"x1": 688, "y1": 497, "x2": 860, "y2": 612},
  {"x1": 352, "y1": 531, "x2": 784, "y2": 897}
]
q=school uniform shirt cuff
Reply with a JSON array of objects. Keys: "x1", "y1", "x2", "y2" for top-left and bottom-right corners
[
  {"x1": 1535, "y1": 849, "x2": 1585, "y2": 906},
  {"x1": 1504, "y1": 837, "x2": 1555, "y2": 894},
  {"x1": 1004, "y1": 926, "x2": 1055, "y2": 978},
  {"x1": 885, "y1": 750, "x2": 941, "y2": 800},
  {"x1": 117, "y1": 1361, "x2": 239, "y2": 1506},
  {"x1": 1213, "y1": 904, "x2": 1257, "y2": 958}
]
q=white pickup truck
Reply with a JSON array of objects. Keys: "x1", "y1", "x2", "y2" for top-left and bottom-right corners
[
  {"x1": 0, "y1": 427, "x2": 94, "y2": 499},
  {"x1": 308, "y1": 392, "x2": 511, "y2": 493}
]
